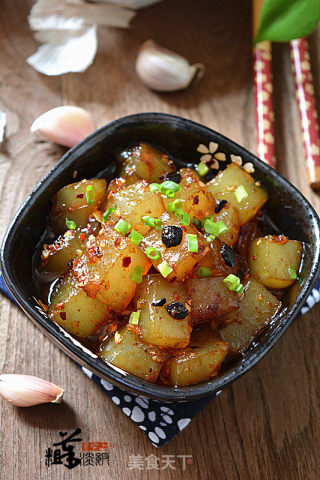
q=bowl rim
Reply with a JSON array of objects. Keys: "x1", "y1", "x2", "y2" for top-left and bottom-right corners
[{"x1": 1, "y1": 112, "x2": 320, "y2": 402}]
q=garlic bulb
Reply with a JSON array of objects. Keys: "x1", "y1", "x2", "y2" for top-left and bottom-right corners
[
  {"x1": 30, "y1": 106, "x2": 95, "y2": 148},
  {"x1": 0, "y1": 374, "x2": 64, "y2": 407},
  {"x1": 135, "y1": 40, "x2": 205, "y2": 92}
]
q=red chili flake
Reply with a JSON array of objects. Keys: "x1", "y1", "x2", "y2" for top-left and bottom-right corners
[
  {"x1": 115, "y1": 237, "x2": 121, "y2": 247},
  {"x1": 87, "y1": 245, "x2": 103, "y2": 262},
  {"x1": 55, "y1": 302, "x2": 65, "y2": 309},
  {"x1": 122, "y1": 256, "x2": 131, "y2": 268},
  {"x1": 193, "y1": 195, "x2": 199, "y2": 205},
  {"x1": 76, "y1": 193, "x2": 84, "y2": 198},
  {"x1": 59, "y1": 312, "x2": 67, "y2": 320},
  {"x1": 126, "y1": 324, "x2": 139, "y2": 335},
  {"x1": 252, "y1": 255, "x2": 257, "y2": 260},
  {"x1": 272, "y1": 235, "x2": 288, "y2": 245},
  {"x1": 79, "y1": 233, "x2": 86, "y2": 242},
  {"x1": 93, "y1": 246, "x2": 103, "y2": 257}
]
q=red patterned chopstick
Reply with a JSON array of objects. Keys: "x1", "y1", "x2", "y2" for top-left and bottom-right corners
[
  {"x1": 253, "y1": 41, "x2": 276, "y2": 168},
  {"x1": 290, "y1": 37, "x2": 320, "y2": 190}
]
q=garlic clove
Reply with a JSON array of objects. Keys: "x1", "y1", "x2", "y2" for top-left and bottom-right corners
[
  {"x1": 0, "y1": 374, "x2": 64, "y2": 407},
  {"x1": 135, "y1": 39, "x2": 205, "y2": 92},
  {"x1": 30, "y1": 106, "x2": 96, "y2": 148}
]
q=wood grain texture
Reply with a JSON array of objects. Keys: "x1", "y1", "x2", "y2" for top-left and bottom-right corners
[{"x1": 1, "y1": 1, "x2": 320, "y2": 479}]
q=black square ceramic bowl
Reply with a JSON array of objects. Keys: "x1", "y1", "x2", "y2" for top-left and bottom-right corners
[{"x1": 1, "y1": 113, "x2": 320, "y2": 402}]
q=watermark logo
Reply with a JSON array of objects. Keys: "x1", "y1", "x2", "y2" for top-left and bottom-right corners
[
  {"x1": 45, "y1": 429, "x2": 110, "y2": 469},
  {"x1": 128, "y1": 454, "x2": 193, "y2": 470}
]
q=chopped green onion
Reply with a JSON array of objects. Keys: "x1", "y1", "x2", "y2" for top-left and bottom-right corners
[
  {"x1": 65, "y1": 218, "x2": 77, "y2": 230},
  {"x1": 188, "y1": 234, "x2": 198, "y2": 253},
  {"x1": 197, "y1": 267, "x2": 211, "y2": 277},
  {"x1": 129, "y1": 229, "x2": 143, "y2": 245},
  {"x1": 235, "y1": 284, "x2": 244, "y2": 293},
  {"x1": 203, "y1": 218, "x2": 215, "y2": 234},
  {"x1": 103, "y1": 205, "x2": 117, "y2": 222},
  {"x1": 114, "y1": 219, "x2": 131, "y2": 235},
  {"x1": 203, "y1": 218, "x2": 228, "y2": 237},
  {"x1": 158, "y1": 261, "x2": 173, "y2": 278},
  {"x1": 196, "y1": 162, "x2": 209, "y2": 176},
  {"x1": 142, "y1": 216, "x2": 151, "y2": 226},
  {"x1": 213, "y1": 220, "x2": 229, "y2": 236},
  {"x1": 86, "y1": 185, "x2": 95, "y2": 206},
  {"x1": 149, "y1": 183, "x2": 162, "y2": 193},
  {"x1": 130, "y1": 265, "x2": 143, "y2": 284},
  {"x1": 192, "y1": 216, "x2": 202, "y2": 229},
  {"x1": 151, "y1": 218, "x2": 162, "y2": 229},
  {"x1": 142, "y1": 216, "x2": 162, "y2": 230},
  {"x1": 167, "y1": 199, "x2": 182, "y2": 213},
  {"x1": 129, "y1": 310, "x2": 140, "y2": 325},
  {"x1": 174, "y1": 209, "x2": 190, "y2": 226},
  {"x1": 289, "y1": 267, "x2": 297, "y2": 280},
  {"x1": 161, "y1": 181, "x2": 181, "y2": 193},
  {"x1": 201, "y1": 215, "x2": 213, "y2": 226},
  {"x1": 223, "y1": 274, "x2": 244, "y2": 294},
  {"x1": 234, "y1": 184, "x2": 248, "y2": 203},
  {"x1": 146, "y1": 247, "x2": 161, "y2": 260},
  {"x1": 165, "y1": 189, "x2": 175, "y2": 198},
  {"x1": 149, "y1": 180, "x2": 181, "y2": 199},
  {"x1": 205, "y1": 234, "x2": 216, "y2": 243}
]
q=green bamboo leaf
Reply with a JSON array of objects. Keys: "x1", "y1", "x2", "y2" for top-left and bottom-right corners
[{"x1": 254, "y1": 0, "x2": 320, "y2": 45}]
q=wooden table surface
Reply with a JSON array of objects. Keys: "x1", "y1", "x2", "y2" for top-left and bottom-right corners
[{"x1": 1, "y1": 1, "x2": 320, "y2": 479}]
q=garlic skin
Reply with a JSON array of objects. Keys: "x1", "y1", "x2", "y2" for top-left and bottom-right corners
[
  {"x1": 0, "y1": 374, "x2": 64, "y2": 407},
  {"x1": 135, "y1": 40, "x2": 205, "y2": 92},
  {"x1": 30, "y1": 106, "x2": 95, "y2": 148}
]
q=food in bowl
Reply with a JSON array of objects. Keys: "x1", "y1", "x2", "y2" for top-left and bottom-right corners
[{"x1": 37, "y1": 142, "x2": 303, "y2": 387}]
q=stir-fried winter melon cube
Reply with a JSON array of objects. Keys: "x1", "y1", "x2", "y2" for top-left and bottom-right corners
[
  {"x1": 206, "y1": 163, "x2": 268, "y2": 225},
  {"x1": 211, "y1": 202, "x2": 240, "y2": 246},
  {"x1": 106, "y1": 180, "x2": 166, "y2": 234},
  {"x1": 187, "y1": 276, "x2": 239, "y2": 324},
  {"x1": 133, "y1": 274, "x2": 191, "y2": 348},
  {"x1": 100, "y1": 326, "x2": 168, "y2": 382},
  {"x1": 48, "y1": 271, "x2": 109, "y2": 338},
  {"x1": 249, "y1": 235, "x2": 303, "y2": 289},
  {"x1": 72, "y1": 225, "x2": 151, "y2": 311},
  {"x1": 51, "y1": 178, "x2": 106, "y2": 233},
  {"x1": 220, "y1": 278, "x2": 281, "y2": 353},
  {"x1": 162, "y1": 168, "x2": 215, "y2": 221},
  {"x1": 194, "y1": 238, "x2": 236, "y2": 278},
  {"x1": 118, "y1": 142, "x2": 176, "y2": 183},
  {"x1": 161, "y1": 326, "x2": 229, "y2": 386},
  {"x1": 139, "y1": 212, "x2": 209, "y2": 282},
  {"x1": 39, "y1": 229, "x2": 88, "y2": 275}
]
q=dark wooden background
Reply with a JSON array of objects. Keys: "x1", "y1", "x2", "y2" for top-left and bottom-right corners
[{"x1": 1, "y1": 1, "x2": 320, "y2": 479}]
